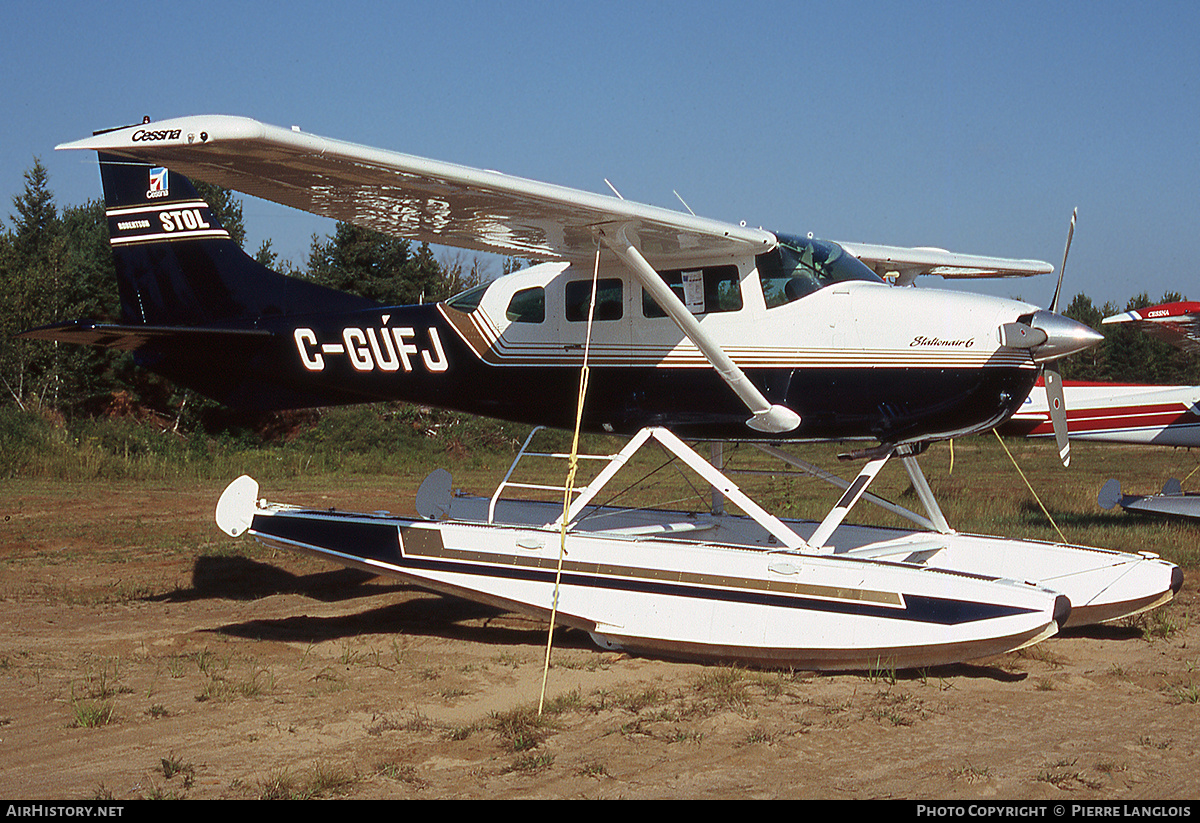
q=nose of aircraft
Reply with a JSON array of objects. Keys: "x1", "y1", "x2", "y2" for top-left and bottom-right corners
[{"x1": 1026, "y1": 309, "x2": 1105, "y2": 362}]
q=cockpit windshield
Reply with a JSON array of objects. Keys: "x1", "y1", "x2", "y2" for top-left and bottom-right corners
[{"x1": 757, "y1": 235, "x2": 883, "y2": 308}]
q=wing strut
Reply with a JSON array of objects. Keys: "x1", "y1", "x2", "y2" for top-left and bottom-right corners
[{"x1": 600, "y1": 225, "x2": 801, "y2": 434}]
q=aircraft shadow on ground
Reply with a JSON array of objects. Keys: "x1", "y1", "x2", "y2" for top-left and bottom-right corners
[
  {"x1": 153, "y1": 554, "x2": 404, "y2": 603},
  {"x1": 167, "y1": 554, "x2": 594, "y2": 650},
  {"x1": 1058, "y1": 622, "x2": 1144, "y2": 641},
  {"x1": 215, "y1": 598, "x2": 595, "y2": 651},
  {"x1": 1026, "y1": 500, "x2": 1198, "y2": 532}
]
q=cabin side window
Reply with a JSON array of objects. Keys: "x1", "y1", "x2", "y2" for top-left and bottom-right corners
[
  {"x1": 565, "y1": 278, "x2": 623, "y2": 322},
  {"x1": 642, "y1": 265, "x2": 742, "y2": 317},
  {"x1": 505, "y1": 287, "x2": 545, "y2": 323},
  {"x1": 444, "y1": 282, "x2": 489, "y2": 313}
]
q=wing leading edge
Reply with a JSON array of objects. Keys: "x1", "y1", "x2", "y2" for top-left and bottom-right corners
[
  {"x1": 1102, "y1": 301, "x2": 1200, "y2": 354},
  {"x1": 57, "y1": 115, "x2": 775, "y2": 267}
]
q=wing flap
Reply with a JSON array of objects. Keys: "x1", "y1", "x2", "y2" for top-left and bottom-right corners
[{"x1": 58, "y1": 115, "x2": 776, "y2": 265}]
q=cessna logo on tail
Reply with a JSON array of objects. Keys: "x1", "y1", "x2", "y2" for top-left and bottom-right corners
[
  {"x1": 147, "y1": 167, "x2": 169, "y2": 199},
  {"x1": 294, "y1": 326, "x2": 449, "y2": 373}
]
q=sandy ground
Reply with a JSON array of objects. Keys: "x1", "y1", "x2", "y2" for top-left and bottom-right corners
[{"x1": 0, "y1": 479, "x2": 1197, "y2": 800}]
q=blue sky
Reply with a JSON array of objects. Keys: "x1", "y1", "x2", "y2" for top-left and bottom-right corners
[{"x1": 3, "y1": 1, "x2": 1197, "y2": 309}]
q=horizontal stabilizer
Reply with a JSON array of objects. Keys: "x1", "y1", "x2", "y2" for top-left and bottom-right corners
[{"x1": 18, "y1": 320, "x2": 272, "y2": 351}]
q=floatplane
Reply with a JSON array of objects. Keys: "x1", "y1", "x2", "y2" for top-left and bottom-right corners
[{"x1": 21, "y1": 115, "x2": 1181, "y2": 670}]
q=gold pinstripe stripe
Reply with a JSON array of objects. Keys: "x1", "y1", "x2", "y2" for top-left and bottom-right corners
[
  {"x1": 439, "y1": 305, "x2": 1035, "y2": 370},
  {"x1": 398, "y1": 524, "x2": 905, "y2": 609}
]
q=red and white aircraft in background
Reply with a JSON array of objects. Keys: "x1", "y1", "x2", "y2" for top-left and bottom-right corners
[
  {"x1": 1000, "y1": 301, "x2": 1200, "y2": 448},
  {"x1": 997, "y1": 300, "x2": 1200, "y2": 518}
]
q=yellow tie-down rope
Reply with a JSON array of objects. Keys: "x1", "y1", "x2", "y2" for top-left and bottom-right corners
[
  {"x1": 992, "y1": 429, "x2": 1068, "y2": 545},
  {"x1": 539, "y1": 247, "x2": 601, "y2": 716}
]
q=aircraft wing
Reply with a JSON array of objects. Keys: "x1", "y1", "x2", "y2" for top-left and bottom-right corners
[
  {"x1": 837, "y1": 241, "x2": 1054, "y2": 286},
  {"x1": 57, "y1": 115, "x2": 775, "y2": 266},
  {"x1": 1102, "y1": 301, "x2": 1200, "y2": 354}
]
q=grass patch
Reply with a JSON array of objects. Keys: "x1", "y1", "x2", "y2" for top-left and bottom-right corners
[
  {"x1": 739, "y1": 726, "x2": 778, "y2": 745},
  {"x1": 195, "y1": 666, "x2": 273, "y2": 703},
  {"x1": 690, "y1": 666, "x2": 751, "y2": 714},
  {"x1": 1036, "y1": 758, "x2": 1083, "y2": 788},
  {"x1": 595, "y1": 685, "x2": 670, "y2": 714},
  {"x1": 576, "y1": 761, "x2": 610, "y2": 778},
  {"x1": 70, "y1": 699, "x2": 115, "y2": 728},
  {"x1": 160, "y1": 753, "x2": 195, "y2": 787},
  {"x1": 256, "y1": 762, "x2": 356, "y2": 799},
  {"x1": 865, "y1": 690, "x2": 925, "y2": 726},
  {"x1": 377, "y1": 762, "x2": 425, "y2": 787},
  {"x1": 504, "y1": 751, "x2": 555, "y2": 774},
  {"x1": 1164, "y1": 680, "x2": 1200, "y2": 704},
  {"x1": 950, "y1": 762, "x2": 992, "y2": 783},
  {"x1": 490, "y1": 704, "x2": 557, "y2": 752}
]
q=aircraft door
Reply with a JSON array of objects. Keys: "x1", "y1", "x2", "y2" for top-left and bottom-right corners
[
  {"x1": 826, "y1": 286, "x2": 860, "y2": 350},
  {"x1": 558, "y1": 269, "x2": 632, "y2": 365}
]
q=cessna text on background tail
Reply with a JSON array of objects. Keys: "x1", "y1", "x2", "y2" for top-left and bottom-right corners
[{"x1": 24, "y1": 115, "x2": 1101, "y2": 451}]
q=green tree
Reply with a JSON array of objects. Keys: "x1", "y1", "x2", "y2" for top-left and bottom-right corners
[
  {"x1": 9, "y1": 158, "x2": 59, "y2": 258},
  {"x1": 1061, "y1": 292, "x2": 1107, "y2": 381},
  {"x1": 438, "y1": 249, "x2": 486, "y2": 298},
  {"x1": 1100, "y1": 293, "x2": 1183, "y2": 384},
  {"x1": 193, "y1": 180, "x2": 246, "y2": 248},
  {"x1": 306, "y1": 222, "x2": 452, "y2": 305},
  {"x1": 0, "y1": 159, "x2": 66, "y2": 410},
  {"x1": 52, "y1": 198, "x2": 126, "y2": 414},
  {"x1": 1058, "y1": 290, "x2": 1200, "y2": 386}
]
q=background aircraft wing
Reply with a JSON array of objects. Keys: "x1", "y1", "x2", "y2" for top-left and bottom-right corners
[
  {"x1": 1102, "y1": 301, "x2": 1200, "y2": 354},
  {"x1": 837, "y1": 241, "x2": 1054, "y2": 286},
  {"x1": 58, "y1": 115, "x2": 775, "y2": 266}
]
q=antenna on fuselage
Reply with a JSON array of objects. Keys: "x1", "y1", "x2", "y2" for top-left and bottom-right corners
[
  {"x1": 673, "y1": 190, "x2": 696, "y2": 216},
  {"x1": 604, "y1": 179, "x2": 624, "y2": 200}
]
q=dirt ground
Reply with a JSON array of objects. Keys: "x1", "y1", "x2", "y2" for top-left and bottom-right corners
[{"x1": 1, "y1": 478, "x2": 1198, "y2": 800}]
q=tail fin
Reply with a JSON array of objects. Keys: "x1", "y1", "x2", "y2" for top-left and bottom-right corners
[{"x1": 98, "y1": 152, "x2": 374, "y2": 325}]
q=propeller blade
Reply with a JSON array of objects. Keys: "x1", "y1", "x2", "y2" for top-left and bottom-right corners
[
  {"x1": 1044, "y1": 362, "x2": 1070, "y2": 467},
  {"x1": 1044, "y1": 209, "x2": 1078, "y2": 468},
  {"x1": 1049, "y1": 208, "x2": 1076, "y2": 314}
]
